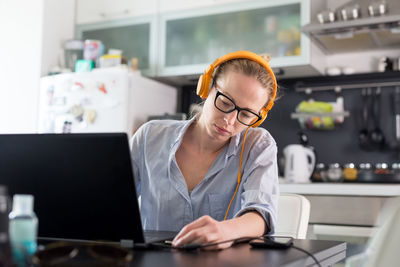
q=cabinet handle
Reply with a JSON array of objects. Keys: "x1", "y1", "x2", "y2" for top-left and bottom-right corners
[{"x1": 99, "y1": 9, "x2": 130, "y2": 19}]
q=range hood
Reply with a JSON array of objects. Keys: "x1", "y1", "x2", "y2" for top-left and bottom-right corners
[{"x1": 302, "y1": 0, "x2": 400, "y2": 54}]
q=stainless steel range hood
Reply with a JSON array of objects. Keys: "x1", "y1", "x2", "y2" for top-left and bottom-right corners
[{"x1": 303, "y1": 0, "x2": 400, "y2": 54}]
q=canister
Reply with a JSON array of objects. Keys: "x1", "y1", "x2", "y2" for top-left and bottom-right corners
[
  {"x1": 343, "y1": 163, "x2": 358, "y2": 181},
  {"x1": 311, "y1": 163, "x2": 327, "y2": 182},
  {"x1": 358, "y1": 163, "x2": 374, "y2": 182},
  {"x1": 327, "y1": 163, "x2": 343, "y2": 182},
  {"x1": 374, "y1": 163, "x2": 390, "y2": 174}
]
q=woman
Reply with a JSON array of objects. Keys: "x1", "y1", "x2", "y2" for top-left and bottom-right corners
[{"x1": 130, "y1": 51, "x2": 279, "y2": 250}]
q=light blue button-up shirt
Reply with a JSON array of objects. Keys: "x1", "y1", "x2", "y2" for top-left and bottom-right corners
[{"x1": 130, "y1": 117, "x2": 279, "y2": 233}]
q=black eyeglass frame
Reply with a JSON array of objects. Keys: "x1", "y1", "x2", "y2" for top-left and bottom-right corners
[{"x1": 214, "y1": 90, "x2": 262, "y2": 126}]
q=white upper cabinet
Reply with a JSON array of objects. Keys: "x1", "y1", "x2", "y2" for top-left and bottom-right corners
[
  {"x1": 75, "y1": 0, "x2": 326, "y2": 80},
  {"x1": 159, "y1": 0, "x2": 252, "y2": 13},
  {"x1": 76, "y1": 0, "x2": 255, "y2": 25},
  {"x1": 76, "y1": 0, "x2": 157, "y2": 24},
  {"x1": 158, "y1": 0, "x2": 325, "y2": 78}
]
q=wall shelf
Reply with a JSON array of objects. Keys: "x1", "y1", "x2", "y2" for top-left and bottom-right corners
[
  {"x1": 288, "y1": 71, "x2": 400, "y2": 92},
  {"x1": 295, "y1": 81, "x2": 400, "y2": 92},
  {"x1": 302, "y1": 13, "x2": 400, "y2": 54},
  {"x1": 291, "y1": 111, "x2": 350, "y2": 119}
]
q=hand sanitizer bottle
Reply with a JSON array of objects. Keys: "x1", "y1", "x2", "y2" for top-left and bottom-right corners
[{"x1": 9, "y1": 195, "x2": 38, "y2": 267}]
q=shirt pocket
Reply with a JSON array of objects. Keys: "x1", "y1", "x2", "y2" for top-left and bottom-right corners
[{"x1": 207, "y1": 193, "x2": 228, "y2": 221}]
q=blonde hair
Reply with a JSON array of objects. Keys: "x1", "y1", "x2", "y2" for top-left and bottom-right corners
[{"x1": 212, "y1": 54, "x2": 277, "y2": 107}]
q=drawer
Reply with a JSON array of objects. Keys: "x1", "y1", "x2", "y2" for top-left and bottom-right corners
[{"x1": 305, "y1": 195, "x2": 390, "y2": 226}]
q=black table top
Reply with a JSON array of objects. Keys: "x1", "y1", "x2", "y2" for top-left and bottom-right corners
[{"x1": 130, "y1": 239, "x2": 346, "y2": 267}]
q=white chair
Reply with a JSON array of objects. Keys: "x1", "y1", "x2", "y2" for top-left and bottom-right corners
[
  {"x1": 275, "y1": 193, "x2": 311, "y2": 239},
  {"x1": 345, "y1": 197, "x2": 400, "y2": 267}
]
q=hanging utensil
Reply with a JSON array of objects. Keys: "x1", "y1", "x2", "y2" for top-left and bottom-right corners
[
  {"x1": 394, "y1": 87, "x2": 400, "y2": 145},
  {"x1": 369, "y1": 87, "x2": 385, "y2": 150},
  {"x1": 359, "y1": 88, "x2": 370, "y2": 150}
]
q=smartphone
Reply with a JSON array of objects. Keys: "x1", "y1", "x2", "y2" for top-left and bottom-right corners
[{"x1": 249, "y1": 236, "x2": 294, "y2": 249}]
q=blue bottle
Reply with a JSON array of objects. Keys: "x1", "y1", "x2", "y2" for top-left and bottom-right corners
[{"x1": 9, "y1": 195, "x2": 38, "y2": 267}]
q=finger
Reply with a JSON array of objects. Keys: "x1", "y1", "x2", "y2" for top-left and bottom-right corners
[
  {"x1": 173, "y1": 226, "x2": 213, "y2": 247},
  {"x1": 173, "y1": 228, "x2": 205, "y2": 246},
  {"x1": 189, "y1": 232, "x2": 219, "y2": 246},
  {"x1": 173, "y1": 216, "x2": 213, "y2": 242}
]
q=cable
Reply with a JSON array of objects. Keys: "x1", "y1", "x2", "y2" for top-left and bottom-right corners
[
  {"x1": 224, "y1": 126, "x2": 250, "y2": 220},
  {"x1": 291, "y1": 245, "x2": 322, "y2": 267},
  {"x1": 174, "y1": 236, "x2": 257, "y2": 250},
  {"x1": 135, "y1": 236, "x2": 260, "y2": 251},
  {"x1": 141, "y1": 236, "x2": 322, "y2": 267},
  {"x1": 199, "y1": 236, "x2": 256, "y2": 249}
]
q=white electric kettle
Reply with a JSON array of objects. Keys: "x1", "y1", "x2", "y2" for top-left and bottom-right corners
[{"x1": 283, "y1": 144, "x2": 316, "y2": 183}]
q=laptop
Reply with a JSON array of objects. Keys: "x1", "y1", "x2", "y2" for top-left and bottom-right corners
[{"x1": 0, "y1": 133, "x2": 176, "y2": 247}]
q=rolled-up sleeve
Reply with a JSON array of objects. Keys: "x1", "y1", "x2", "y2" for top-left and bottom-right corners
[{"x1": 234, "y1": 136, "x2": 279, "y2": 234}]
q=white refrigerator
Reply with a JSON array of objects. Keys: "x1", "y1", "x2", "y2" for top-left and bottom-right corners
[{"x1": 38, "y1": 67, "x2": 177, "y2": 136}]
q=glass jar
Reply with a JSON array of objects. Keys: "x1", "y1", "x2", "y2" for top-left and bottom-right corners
[
  {"x1": 358, "y1": 163, "x2": 373, "y2": 182},
  {"x1": 327, "y1": 163, "x2": 343, "y2": 182},
  {"x1": 359, "y1": 163, "x2": 372, "y2": 170},
  {"x1": 312, "y1": 163, "x2": 327, "y2": 182},
  {"x1": 374, "y1": 163, "x2": 390, "y2": 175},
  {"x1": 391, "y1": 163, "x2": 400, "y2": 182},
  {"x1": 392, "y1": 163, "x2": 400, "y2": 174},
  {"x1": 343, "y1": 163, "x2": 358, "y2": 181}
]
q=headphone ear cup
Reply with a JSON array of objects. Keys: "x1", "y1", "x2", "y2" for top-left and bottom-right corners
[
  {"x1": 251, "y1": 108, "x2": 268, "y2": 128},
  {"x1": 196, "y1": 72, "x2": 213, "y2": 99},
  {"x1": 196, "y1": 74, "x2": 206, "y2": 99}
]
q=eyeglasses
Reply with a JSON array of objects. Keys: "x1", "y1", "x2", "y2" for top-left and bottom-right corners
[
  {"x1": 31, "y1": 242, "x2": 133, "y2": 267},
  {"x1": 214, "y1": 90, "x2": 262, "y2": 126}
]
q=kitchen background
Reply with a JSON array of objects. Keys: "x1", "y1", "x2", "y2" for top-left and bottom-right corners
[
  {"x1": 1, "y1": 0, "x2": 400, "y2": 261},
  {"x1": 182, "y1": 72, "x2": 400, "y2": 166},
  {"x1": 1, "y1": 0, "x2": 400, "y2": 169},
  {"x1": 0, "y1": 0, "x2": 400, "y2": 172}
]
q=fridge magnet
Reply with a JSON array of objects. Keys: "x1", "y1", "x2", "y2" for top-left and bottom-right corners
[
  {"x1": 84, "y1": 109, "x2": 97, "y2": 124},
  {"x1": 62, "y1": 121, "x2": 72, "y2": 133},
  {"x1": 98, "y1": 83, "x2": 108, "y2": 94},
  {"x1": 70, "y1": 81, "x2": 85, "y2": 91},
  {"x1": 54, "y1": 114, "x2": 74, "y2": 133},
  {"x1": 69, "y1": 104, "x2": 84, "y2": 122},
  {"x1": 46, "y1": 85, "x2": 54, "y2": 106}
]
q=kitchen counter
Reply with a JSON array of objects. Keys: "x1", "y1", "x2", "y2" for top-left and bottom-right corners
[
  {"x1": 280, "y1": 182, "x2": 400, "y2": 240},
  {"x1": 280, "y1": 183, "x2": 400, "y2": 197}
]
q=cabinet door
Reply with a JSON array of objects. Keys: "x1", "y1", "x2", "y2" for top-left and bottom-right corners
[
  {"x1": 159, "y1": 0, "x2": 252, "y2": 13},
  {"x1": 76, "y1": 0, "x2": 157, "y2": 24},
  {"x1": 76, "y1": 17, "x2": 157, "y2": 75},
  {"x1": 159, "y1": 0, "x2": 310, "y2": 76}
]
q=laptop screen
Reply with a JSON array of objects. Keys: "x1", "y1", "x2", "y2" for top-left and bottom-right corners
[{"x1": 0, "y1": 133, "x2": 145, "y2": 243}]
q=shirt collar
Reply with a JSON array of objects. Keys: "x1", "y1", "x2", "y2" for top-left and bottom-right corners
[
  {"x1": 226, "y1": 132, "x2": 241, "y2": 158},
  {"x1": 170, "y1": 116, "x2": 197, "y2": 153}
]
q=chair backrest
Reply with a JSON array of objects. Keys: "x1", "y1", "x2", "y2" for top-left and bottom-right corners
[
  {"x1": 345, "y1": 197, "x2": 400, "y2": 267},
  {"x1": 275, "y1": 193, "x2": 311, "y2": 239},
  {"x1": 362, "y1": 197, "x2": 400, "y2": 267}
]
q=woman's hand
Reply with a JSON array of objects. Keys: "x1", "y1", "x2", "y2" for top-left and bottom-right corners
[
  {"x1": 172, "y1": 212, "x2": 266, "y2": 250},
  {"x1": 172, "y1": 215, "x2": 233, "y2": 250}
]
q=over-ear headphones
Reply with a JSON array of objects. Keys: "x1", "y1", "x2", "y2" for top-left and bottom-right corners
[{"x1": 196, "y1": 51, "x2": 277, "y2": 128}]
